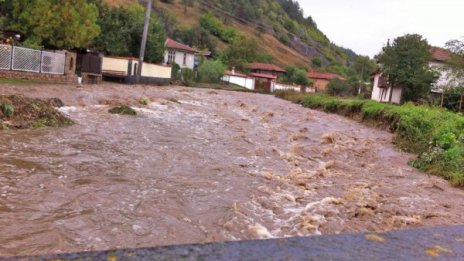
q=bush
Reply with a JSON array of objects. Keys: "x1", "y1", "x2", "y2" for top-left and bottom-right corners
[
  {"x1": 181, "y1": 68, "x2": 195, "y2": 86},
  {"x1": 171, "y1": 63, "x2": 181, "y2": 81},
  {"x1": 199, "y1": 13, "x2": 238, "y2": 43},
  {"x1": 1, "y1": 103, "x2": 14, "y2": 117},
  {"x1": 327, "y1": 79, "x2": 350, "y2": 96},
  {"x1": 108, "y1": 106, "x2": 137, "y2": 116},
  {"x1": 198, "y1": 60, "x2": 227, "y2": 83},
  {"x1": 275, "y1": 91, "x2": 464, "y2": 186}
]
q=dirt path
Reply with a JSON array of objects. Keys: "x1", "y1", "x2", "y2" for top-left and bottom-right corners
[{"x1": 1, "y1": 83, "x2": 463, "y2": 257}]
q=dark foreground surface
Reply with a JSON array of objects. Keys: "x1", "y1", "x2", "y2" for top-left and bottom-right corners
[{"x1": 6, "y1": 225, "x2": 464, "y2": 261}]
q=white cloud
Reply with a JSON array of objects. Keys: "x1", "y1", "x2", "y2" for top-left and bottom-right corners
[{"x1": 297, "y1": 0, "x2": 464, "y2": 57}]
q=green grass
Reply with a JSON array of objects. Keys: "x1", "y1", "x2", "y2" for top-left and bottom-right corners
[{"x1": 274, "y1": 90, "x2": 464, "y2": 186}]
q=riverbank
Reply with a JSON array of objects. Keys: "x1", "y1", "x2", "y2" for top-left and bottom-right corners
[
  {"x1": 0, "y1": 95, "x2": 72, "y2": 130},
  {"x1": 274, "y1": 91, "x2": 464, "y2": 186}
]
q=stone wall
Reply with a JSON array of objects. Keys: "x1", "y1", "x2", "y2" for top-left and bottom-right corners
[{"x1": 0, "y1": 70, "x2": 78, "y2": 84}]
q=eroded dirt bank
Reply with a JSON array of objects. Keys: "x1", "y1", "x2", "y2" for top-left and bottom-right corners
[{"x1": 1, "y1": 83, "x2": 463, "y2": 257}]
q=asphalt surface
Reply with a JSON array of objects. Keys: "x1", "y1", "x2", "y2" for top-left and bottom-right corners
[{"x1": 5, "y1": 225, "x2": 464, "y2": 261}]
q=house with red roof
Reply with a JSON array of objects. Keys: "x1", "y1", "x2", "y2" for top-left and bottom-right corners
[
  {"x1": 164, "y1": 38, "x2": 197, "y2": 70},
  {"x1": 248, "y1": 63, "x2": 286, "y2": 79},
  {"x1": 307, "y1": 71, "x2": 346, "y2": 92},
  {"x1": 371, "y1": 47, "x2": 459, "y2": 104}
]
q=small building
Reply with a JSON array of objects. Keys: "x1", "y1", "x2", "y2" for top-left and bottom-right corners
[
  {"x1": 371, "y1": 47, "x2": 459, "y2": 104},
  {"x1": 164, "y1": 38, "x2": 197, "y2": 70},
  {"x1": 251, "y1": 72, "x2": 277, "y2": 93},
  {"x1": 102, "y1": 56, "x2": 171, "y2": 85},
  {"x1": 222, "y1": 69, "x2": 255, "y2": 90},
  {"x1": 307, "y1": 71, "x2": 346, "y2": 92},
  {"x1": 248, "y1": 63, "x2": 285, "y2": 79}
]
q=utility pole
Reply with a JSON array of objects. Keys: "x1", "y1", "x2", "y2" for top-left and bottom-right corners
[{"x1": 136, "y1": 0, "x2": 152, "y2": 84}]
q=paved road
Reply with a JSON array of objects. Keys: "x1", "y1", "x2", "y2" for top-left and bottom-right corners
[{"x1": 8, "y1": 225, "x2": 464, "y2": 260}]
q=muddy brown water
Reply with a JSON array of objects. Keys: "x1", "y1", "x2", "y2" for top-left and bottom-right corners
[{"x1": 1, "y1": 84, "x2": 463, "y2": 257}]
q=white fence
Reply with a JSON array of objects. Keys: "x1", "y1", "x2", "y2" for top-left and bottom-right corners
[{"x1": 0, "y1": 44, "x2": 65, "y2": 75}]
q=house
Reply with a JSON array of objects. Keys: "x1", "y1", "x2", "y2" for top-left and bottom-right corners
[
  {"x1": 222, "y1": 69, "x2": 255, "y2": 90},
  {"x1": 248, "y1": 63, "x2": 286, "y2": 79},
  {"x1": 307, "y1": 71, "x2": 346, "y2": 92},
  {"x1": 164, "y1": 38, "x2": 197, "y2": 69},
  {"x1": 371, "y1": 47, "x2": 458, "y2": 104},
  {"x1": 102, "y1": 56, "x2": 171, "y2": 85}
]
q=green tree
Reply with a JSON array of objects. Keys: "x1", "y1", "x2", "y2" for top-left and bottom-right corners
[
  {"x1": 376, "y1": 34, "x2": 438, "y2": 102},
  {"x1": 327, "y1": 79, "x2": 350, "y2": 96},
  {"x1": 0, "y1": 0, "x2": 100, "y2": 49},
  {"x1": 220, "y1": 37, "x2": 273, "y2": 72},
  {"x1": 198, "y1": 60, "x2": 227, "y2": 83},
  {"x1": 93, "y1": 3, "x2": 165, "y2": 63},
  {"x1": 282, "y1": 65, "x2": 311, "y2": 86}
]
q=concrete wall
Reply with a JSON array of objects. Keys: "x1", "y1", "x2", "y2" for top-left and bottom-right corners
[
  {"x1": 164, "y1": 50, "x2": 195, "y2": 69},
  {"x1": 102, "y1": 57, "x2": 129, "y2": 76},
  {"x1": 273, "y1": 83, "x2": 301, "y2": 92},
  {"x1": 141, "y1": 63, "x2": 171, "y2": 79},
  {"x1": 222, "y1": 75, "x2": 255, "y2": 90},
  {"x1": 0, "y1": 69, "x2": 77, "y2": 84}
]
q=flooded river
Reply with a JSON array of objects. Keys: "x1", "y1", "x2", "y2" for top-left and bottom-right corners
[{"x1": 1, "y1": 84, "x2": 464, "y2": 257}]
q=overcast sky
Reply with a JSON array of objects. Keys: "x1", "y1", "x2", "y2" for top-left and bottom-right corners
[{"x1": 296, "y1": 0, "x2": 464, "y2": 58}]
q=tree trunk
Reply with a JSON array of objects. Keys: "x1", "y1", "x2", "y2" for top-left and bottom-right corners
[
  {"x1": 441, "y1": 91, "x2": 445, "y2": 108},
  {"x1": 459, "y1": 93, "x2": 463, "y2": 112}
]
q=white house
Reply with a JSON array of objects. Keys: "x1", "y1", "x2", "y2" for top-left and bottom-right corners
[
  {"x1": 371, "y1": 47, "x2": 458, "y2": 104},
  {"x1": 164, "y1": 38, "x2": 197, "y2": 70}
]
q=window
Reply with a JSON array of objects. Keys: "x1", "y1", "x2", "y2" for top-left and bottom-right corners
[
  {"x1": 183, "y1": 53, "x2": 187, "y2": 66},
  {"x1": 168, "y1": 51, "x2": 176, "y2": 63}
]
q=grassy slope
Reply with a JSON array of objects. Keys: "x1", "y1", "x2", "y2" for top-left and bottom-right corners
[
  {"x1": 274, "y1": 91, "x2": 464, "y2": 186},
  {"x1": 104, "y1": 0, "x2": 315, "y2": 68}
]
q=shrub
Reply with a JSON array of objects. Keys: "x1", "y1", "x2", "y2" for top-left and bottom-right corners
[
  {"x1": 108, "y1": 106, "x2": 136, "y2": 116},
  {"x1": 198, "y1": 60, "x2": 226, "y2": 83},
  {"x1": 327, "y1": 79, "x2": 350, "y2": 96},
  {"x1": 1, "y1": 104, "x2": 14, "y2": 117},
  {"x1": 171, "y1": 63, "x2": 181, "y2": 81},
  {"x1": 181, "y1": 68, "x2": 195, "y2": 86}
]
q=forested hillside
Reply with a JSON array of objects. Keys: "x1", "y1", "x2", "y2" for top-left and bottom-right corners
[
  {"x1": 106, "y1": 0, "x2": 358, "y2": 68},
  {"x1": 1, "y1": 0, "x2": 358, "y2": 70}
]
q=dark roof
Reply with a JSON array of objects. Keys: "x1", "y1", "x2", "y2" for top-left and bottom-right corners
[
  {"x1": 165, "y1": 38, "x2": 197, "y2": 53},
  {"x1": 250, "y1": 72, "x2": 277, "y2": 79},
  {"x1": 248, "y1": 63, "x2": 285, "y2": 72},
  {"x1": 308, "y1": 71, "x2": 346, "y2": 81},
  {"x1": 430, "y1": 47, "x2": 450, "y2": 63}
]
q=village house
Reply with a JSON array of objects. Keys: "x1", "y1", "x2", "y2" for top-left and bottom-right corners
[
  {"x1": 248, "y1": 63, "x2": 286, "y2": 79},
  {"x1": 371, "y1": 47, "x2": 458, "y2": 104},
  {"x1": 307, "y1": 71, "x2": 346, "y2": 92},
  {"x1": 164, "y1": 38, "x2": 197, "y2": 70}
]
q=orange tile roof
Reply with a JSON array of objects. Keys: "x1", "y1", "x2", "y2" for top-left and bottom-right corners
[
  {"x1": 248, "y1": 63, "x2": 285, "y2": 72},
  {"x1": 250, "y1": 72, "x2": 277, "y2": 79},
  {"x1": 165, "y1": 38, "x2": 197, "y2": 53},
  {"x1": 308, "y1": 71, "x2": 346, "y2": 81},
  {"x1": 430, "y1": 47, "x2": 450, "y2": 63}
]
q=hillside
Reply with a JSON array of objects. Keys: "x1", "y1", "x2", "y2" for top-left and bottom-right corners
[{"x1": 104, "y1": 0, "x2": 357, "y2": 68}]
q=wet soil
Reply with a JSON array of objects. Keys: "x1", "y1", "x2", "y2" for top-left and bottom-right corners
[
  {"x1": 0, "y1": 95, "x2": 71, "y2": 129},
  {"x1": 1, "y1": 83, "x2": 463, "y2": 257}
]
